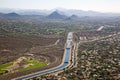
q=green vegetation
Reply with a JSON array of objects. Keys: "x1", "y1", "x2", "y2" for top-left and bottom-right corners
[
  {"x1": 0, "y1": 62, "x2": 12, "y2": 69},
  {"x1": 20, "y1": 60, "x2": 46, "y2": 71},
  {"x1": 0, "y1": 70, "x2": 8, "y2": 75},
  {"x1": 0, "y1": 59, "x2": 46, "y2": 75},
  {"x1": 0, "y1": 62, "x2": 13, "y2": 75}
]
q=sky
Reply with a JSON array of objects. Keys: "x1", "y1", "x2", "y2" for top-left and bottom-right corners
[{"x1": 0, "y1": 0, "x2": 120, "y2": 13}]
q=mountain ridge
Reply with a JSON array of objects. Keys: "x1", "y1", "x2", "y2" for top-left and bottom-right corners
[{"x1": 0, "y1": 8, "x2": 120, "y2": 17}]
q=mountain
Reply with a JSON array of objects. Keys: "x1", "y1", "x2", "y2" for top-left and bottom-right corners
[
  {"x1": 0, "y1": 13, "x2": 3, "y2": 15},
  {"x1": 65, "y1": 15, "x2": 79, "y2": 20},
  {"x1": 0, "y1": 13, "x2": 4, "y2": 18},
  {"x1": 0, "y1": 8, "x2": 120, "y2": 17},
  {"x1": 70, "y1": 15, "x2": 78, "y2": 19},
  {"x1": 53, "y1": 8, "x2": 120, "y2": 17},
  {"x1": 0, "y1": 12, "x2": 20, "y2": 18},
  {"x1": 4, "y1": 12, "x2": 20, "y2": 17},
  {"x1": 0, "y1": 8, "x2": 51, "y2": 15},
  {"x1": 0, "y1": 13, "x2": 4, "y2": 16},
  {"x1": 47, "y1": 11, "x2": 67, "y2": 19}
]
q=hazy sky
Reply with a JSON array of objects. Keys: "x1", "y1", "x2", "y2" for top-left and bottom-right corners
[{"x1": 0, "y1": 0, "x2": 120, "y2": 12}]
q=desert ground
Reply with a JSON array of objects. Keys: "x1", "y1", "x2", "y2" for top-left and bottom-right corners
[{"x1": 0, "y1": 33, "x2": 66, "y2": 80}]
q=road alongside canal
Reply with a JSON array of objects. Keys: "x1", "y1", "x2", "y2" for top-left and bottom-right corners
[{"x1": 15, "y1": 32, "x2": 73, "y2": 80}]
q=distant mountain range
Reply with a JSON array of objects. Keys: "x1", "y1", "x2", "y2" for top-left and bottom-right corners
[
  {"x1": 0, "y1": 12, "x2": 20, "y2": 17},
  {"x1": 4, "y1": 12, "x2": 20, "y2": 17},
  {"x1": 0, "y1": 11, "x2": 79, "y2": 20},
  {"x1": 0, "y1": 8, "x2": 120, "y2": 18}
]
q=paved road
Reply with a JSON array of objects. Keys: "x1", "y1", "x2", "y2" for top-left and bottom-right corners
[{"x1": 16, "y1": 32, "x2": 73, "y2": 80}]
